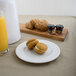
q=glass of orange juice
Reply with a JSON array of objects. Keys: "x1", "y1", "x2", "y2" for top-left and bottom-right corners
[{"x1": 0, "y1": 11, "x2": 8, "y2": 55}]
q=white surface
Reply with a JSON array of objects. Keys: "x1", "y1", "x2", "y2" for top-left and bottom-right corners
[
  {"x1": 0, "y1": 0, "x2": 21, "y2": 44},
  {"x1": 15, "y1": 0, "x2": 76, "y2": 16},
  {"x1": 16, "y1": 40, "x2": 60, "y2": 63}
]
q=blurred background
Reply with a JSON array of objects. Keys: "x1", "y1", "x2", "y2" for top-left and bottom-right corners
[{"x1": 15, "y1": 0, "x2": 76, "y2": 16}]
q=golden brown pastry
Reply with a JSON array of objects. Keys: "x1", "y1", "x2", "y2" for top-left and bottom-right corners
[
  {"x1": 26, "y1": 38, "x2": 39, "y2": 49},
  {"x1": 25, "y1": 19, "x2": 49, "y2": 31},
  {"x1": 35, "y1": 19, "x2": 48, "y2": 31},
  {"x1": 33, "y1": 43, "x2": 48, "y2": 54},
  {"x1": 41, "y1": 19, "x2": 48, "y2": 26},
  {"x1": 25, "y1": 22, "x2": 33, "y2": 30},
  {"x1": 30, "y1": 19, "x2": 41, "y2": 28}
]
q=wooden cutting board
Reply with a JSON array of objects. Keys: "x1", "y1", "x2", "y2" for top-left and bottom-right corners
[{"x1": 20, "y1": 24, "x2": 68, "y2": 41}]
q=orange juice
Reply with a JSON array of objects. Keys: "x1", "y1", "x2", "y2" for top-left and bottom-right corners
[{"x1": 0, "y1": 16, "x2": 8, "y2": 53}]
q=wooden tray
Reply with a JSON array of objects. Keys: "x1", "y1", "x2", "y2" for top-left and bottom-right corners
[{"x1": 20, "y1": 24, "x2": 68, "y2": 41}]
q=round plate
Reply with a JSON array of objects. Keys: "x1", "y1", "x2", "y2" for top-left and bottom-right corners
[{"x1": 16, "y1": 39, "x2": 60, "y2": 63}]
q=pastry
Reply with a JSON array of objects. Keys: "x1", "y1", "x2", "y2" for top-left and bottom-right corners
[
  {"x1": 26, "y1": 38, "x2": 39, "y2": 49},
  {"x1": 25, "y1": 22, "x2": 33, "y2": 30},
  {"x1": 35, "y1": 19, "x2": 48, "y2": 31},
  {"x1": 33, "y1": 43, "x2": 48, "y2": 54},
  {"x1": 41, "y1": 19, "x2": 48, "y2": 26},
  {"x1": 30, "y1": 19, "x2": 48, "y2": 31},
  {"x1": 25, "y1": 19, "x2": 49, "y2": 31},
  {"x1": 30, "y1": 19, "x2": 40, "y2": 28}
]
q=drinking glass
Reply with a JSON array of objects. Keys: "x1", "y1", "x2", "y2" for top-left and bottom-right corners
[{"x1": 0, "y1": 11, "x2": 8, "y2": 55}]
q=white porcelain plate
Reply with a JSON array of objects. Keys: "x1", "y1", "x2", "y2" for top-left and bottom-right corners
[{"x1": 16, "y1": 39, "x2": 60, "y2": 63}]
